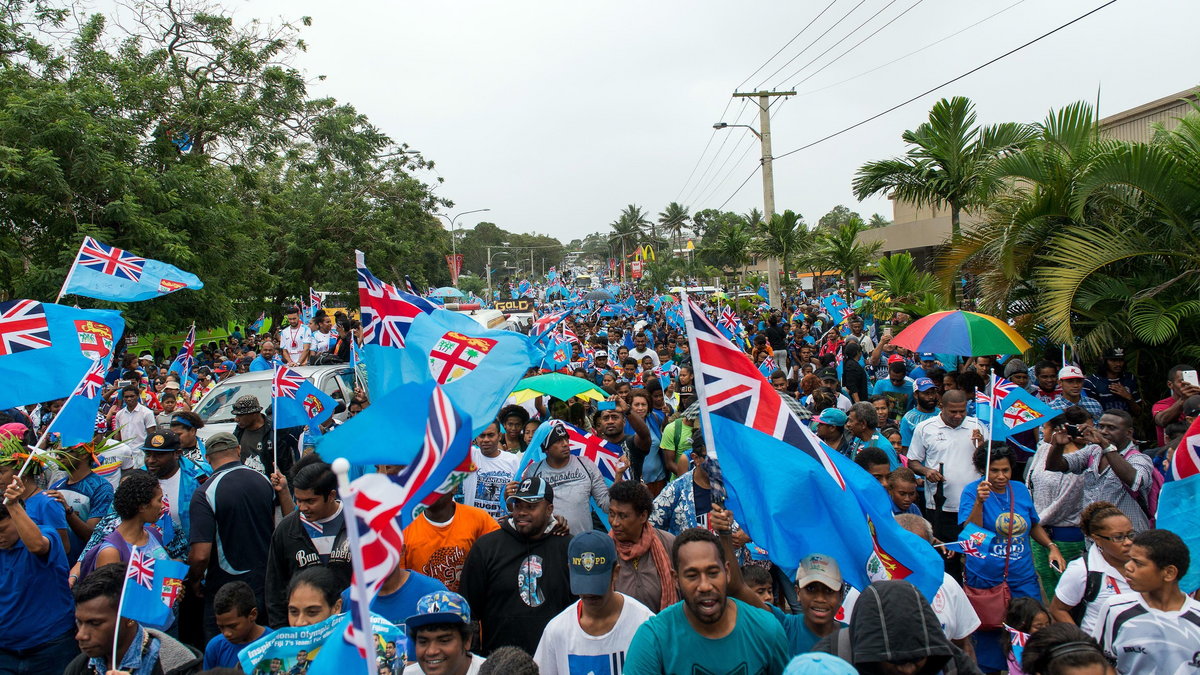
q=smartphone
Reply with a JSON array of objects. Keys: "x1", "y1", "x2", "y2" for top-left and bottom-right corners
[
  {"x1": 1183, "y1": 370, "x2": 1200, "y2": 388},
  {"x1": 1050, "y1": 558, "x2": 1063, "y2": 573},
  {"x1": 597, "y1": 401, "x2": 617, "y2": 411}
]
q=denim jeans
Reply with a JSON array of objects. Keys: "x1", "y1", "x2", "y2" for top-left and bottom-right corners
[{"x1": 0, "y1": 629, "x2": 78, "y2": 675}]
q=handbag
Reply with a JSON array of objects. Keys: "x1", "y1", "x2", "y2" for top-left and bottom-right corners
[{"x1": 964, "y1": 485, "x2": 1014, "y2": 630}]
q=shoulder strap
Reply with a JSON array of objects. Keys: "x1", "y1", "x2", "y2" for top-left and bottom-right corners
[{"x1": 836, "y1": 627, "x2": 853, "y2": 661}]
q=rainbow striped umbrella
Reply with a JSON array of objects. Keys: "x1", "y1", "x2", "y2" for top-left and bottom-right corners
[{"x1": 891, "y1": 310, "x2": 1030, "y2": 356}]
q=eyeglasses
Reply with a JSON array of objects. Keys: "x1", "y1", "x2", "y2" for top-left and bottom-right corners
[{"x1": 1094, "y1": 531, "x2": 1137, "y2": 543}]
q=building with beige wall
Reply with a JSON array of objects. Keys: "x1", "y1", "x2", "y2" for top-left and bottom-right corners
[{"x1": 857, "y1": 87, "x2": 1200, "y2": 266}]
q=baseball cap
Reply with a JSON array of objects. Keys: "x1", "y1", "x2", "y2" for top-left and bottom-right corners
[
  {"x1": 568, "y1": 530, "x2": 616, "y2": 596},
  {"x1": 1058, "y1": 365, "x2": 1085, "y2": 380},
  {"x1": 542, "y1": 421, "x2": 570, "y2": 450},
  {"x1": 919, "y1": 352, "x2": 936, "y2": 361},
  {"x1": 143, "y1": 429, "x2": 181, "y2": 452},
  {"x1": 912, "y1": 377, "x2": 937, "y2": 392},
  {"x1": 206, "y1": 431, "x2": 240, "y2": 455},
  {"x1": 506, "y1": 476, "x2": 553, "y2": 508},
  {"x1": 814, "y1": 408, "x2": 847, "y2": 427},
  {"x1": 405, "y1": 591, "x2": 471, "y2": 637},
  {"x1": 138, "y1": 351, "x2": 154, "y2": 361},
  {"x1": 784, "y1": 654, "x2": 857, "y2": 675},
  {"x1": 1102, "y1": 346, "x2": 1126, "y2": 359},
  {"x1": 887, "y1": 354, "x2": 906, "y2": 365},
  {"x1": 816, "y1": 367, "x2": 838, "y2": 381},
  {"x1": 162, "y1": 381, "x2": 180, "y2": 391},
  {"x1": 795, "y1": 553, "x2": 843, "y2": 592},
  {"x1": 594, "y1": 352, "x2": 608, "y2": 359}
]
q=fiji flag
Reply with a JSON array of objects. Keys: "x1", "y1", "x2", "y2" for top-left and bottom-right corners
[
  {"x1": 977, "y1": 386, "x2": 1061, "y2": 440},
  {"x1": 0, "y1": 301, "x2": 124, "y2": 410},
  {"x1": 45, "y1": 355, "x2": 112, "y2": 447},
  {"x1": 942, "y1": 523, "x2": 996, "y2": 558},
  {"x1": 272, "y1": 366, "x2": 336, "y2": 432},
  {"x1": 362, "y1": 309, "x2": 541, "y2": 438},
  {"x1": 822, "y1": 293, "x2": 855, "y2": 326},
  {"x1": 63, "y1": 236, "x2": 203, "y2": 302},
  {"x1": 119, "y1": 548, "x2": 189, "y2": 631},
  {"x1": 248, "y1": 312, "x2": 266, "y2": 333},
  {"x1": 682, "y1": 294, "x2": 943, "y2": 598},
  {"x1": 542, "y1": 336, "x2": 573, "y2": 371}
]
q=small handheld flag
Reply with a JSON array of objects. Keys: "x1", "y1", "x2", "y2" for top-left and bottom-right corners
[{"x1": 61, "y1": 236, "x2": 203, "y2": 303}]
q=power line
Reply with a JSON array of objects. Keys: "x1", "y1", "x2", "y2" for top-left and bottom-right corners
[
  {"x1": 772, "y1": 0, "x2": 904, "y2": 90},
  {"x1": 736, "y1": 0, "x2": 839, "y2": 91},
  {"x1": 772, "y1": 0, "x2": 1118, "y2": 162},
  {"x1": 756, "y1": 0, "x2": 870, "y2": 89},
  {"x1": 786, "y1": 0, "x2": 926, "y2": 91},
  {"x1": 692, "y1": 133, "x2": 759, "y2": 208},
  {"x1": 716, "y1": 166, "x2": 762, "y2": 211},
  {"x1": 679, "y1": 99, "x2": 754, "y2": 205},
  {"x1": 793, "y1": 0, "x2": 1029, "y2": 98}
]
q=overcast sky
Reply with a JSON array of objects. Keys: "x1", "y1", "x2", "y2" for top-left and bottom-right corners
[{"x1": 241, "y1": 0, "x2": 1194, "y2": 243}]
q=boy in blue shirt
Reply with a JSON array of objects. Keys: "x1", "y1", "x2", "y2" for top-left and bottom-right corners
[{"x1": 204, "y1": 581, "x2": 266, "y2": 669}]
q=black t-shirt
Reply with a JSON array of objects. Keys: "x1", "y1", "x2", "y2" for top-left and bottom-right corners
[
  {"x1": 693, "y1": 481, "x2": 713, "y2": 530},
  {"x1": 764, "y1": 325, "x2": 788, "y2": 349},
  {"x1": 842, "y1": 360, "x2": 870, "y2": 402},
  {"x1": 190, "y1": 461, "x2": 276, "y2": 597}
]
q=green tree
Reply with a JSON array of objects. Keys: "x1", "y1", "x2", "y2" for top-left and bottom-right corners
[
  {"x1": 817, "y1": 205, "x2": 861, "y2": 230},
  {"x1": 852, "y1": 96, "x2": 1034, "y2": 240},
  {"x1": 706, "y1": 221, "x2": 752, "y2": 282},
  {"x1": 752, "y1": 210, "x2": 807, "y2": 289},
  {"x1": 810, "y1": 218, "x2": 882, "y2": 291},
  {"x1": 657, "y1": 202, "x2": 690, "y2": 257},
  {"x1": 868, "y1": 213, "x2": 891, "y2": 228}
]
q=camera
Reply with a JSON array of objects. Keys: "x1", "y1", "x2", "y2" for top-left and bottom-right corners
[{"x1": 1064, "y1": 423, "x2": 1083, "y2": 438}]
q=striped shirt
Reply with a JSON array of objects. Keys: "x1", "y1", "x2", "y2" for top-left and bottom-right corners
[
  {"x1": 1050, "y1": 393, "x2": 1104, "y2": 424},
  {"x1": 1060, "y1": 443, "x2": 1155, "y2": 533},
  {"x1": 1093, "y1": 593, "x2": 1200, "y2": 674}
]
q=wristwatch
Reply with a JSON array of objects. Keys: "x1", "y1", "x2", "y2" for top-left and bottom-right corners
[{"x1": 1103, "y1": 444, "x2": 1118, "y2": 454}]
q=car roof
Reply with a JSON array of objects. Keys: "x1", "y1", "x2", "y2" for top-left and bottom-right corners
[{"x1": 214, "y1": 364, "x2": 349, "y2": 384}]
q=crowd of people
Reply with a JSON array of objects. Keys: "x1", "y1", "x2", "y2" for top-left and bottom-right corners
[{"x1": 1, "y1": 288, "x2": 1198, "y2": 675}]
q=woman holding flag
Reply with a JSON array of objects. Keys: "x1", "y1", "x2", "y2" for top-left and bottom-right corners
[{"x1": 960, "y1": 444, "x2": 1064, "y2": 672}]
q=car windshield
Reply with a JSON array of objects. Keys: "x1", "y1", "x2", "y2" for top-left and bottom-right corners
[{"x1": 195, "y1": 379, "x2": 272, "y2": 425}]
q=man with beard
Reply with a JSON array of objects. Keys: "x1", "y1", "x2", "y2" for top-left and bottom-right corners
[
  {"x1": 900, "y1": 377, "x2": 941, "y2": 453},
  {"x1": 459, "y1": 477, "x2": 573, "y2": 656},
  {"x1": 142, "y1": 428, "x2": 206, "y2": 560},
  {"x1": 625, "y1": 528, "x2": 788, "y2": 674}
]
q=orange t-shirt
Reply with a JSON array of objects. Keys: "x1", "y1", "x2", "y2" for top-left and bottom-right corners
[{"x1": 402, "y1": 503, "x2": 500, "y2": 592}]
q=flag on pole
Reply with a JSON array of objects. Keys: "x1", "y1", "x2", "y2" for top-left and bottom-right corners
[
  {"x1": 249, "y1": 312, "x2": 266, "y2": 333},
  {"x1": 356, "y1": 251, "x2": 436, "y2": 348},
  {"x1": 940, "y1": 523, "x2": 996, "y2": 558},
  {"x1": 168, "y1": 324, "x2": 196, "y2": 391},
  {"x1": 682, "y1": 294, "x2": 942, "y2": 598},
  {"x1": 118, "y1": 547, "x2": 189, "y2": 631},
  {"x1": 1170, "y1": 415, "x2": 1200, "y2": 481},
  {"x1": 0, "y1": 301, "x2": 125, "y2": 410},
  {"x1": 62, "y1": 236, "x2": 203, "y2": 302},
  {"x1": 272, "y1": 366, "x2": 336, "y2": 432},
  {"x1": 1003, "y1": 624, "x2": 1030, "y2": 664},
  {"x1": 310, "y1": 287, "x2": 322, "y2": 311},
  {"x1": 44, "y1": 355, "x2": 112, "y2": 447}
]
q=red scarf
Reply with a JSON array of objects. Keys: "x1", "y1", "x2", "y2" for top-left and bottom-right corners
[{"x1": 611, "y1": 525, "x2": 677, "y2": 610}]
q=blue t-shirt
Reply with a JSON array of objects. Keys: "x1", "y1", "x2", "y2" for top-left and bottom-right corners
[
  {"x1": 626, "y1": 598, "x2": 789, "y2": 673},
  {"x1": 49, "y1": 473, "x2": 115, "y2": 565},
  {"x1": 872, "y1": 378, "x2": 915, "y2": 416},
  {"x1": 0, "y1": 525, "x2": 76, "y2": 650},
  {"x1": 854, "y1": 432, "x2": 900, "y2": 470},
  {"x1": 891, "y1": 500, "x2": 922, "y2": 516},
  {"x1": 958, "y1": 480, "x2": 1039, "y2": 586},
  {"x1": 769, "y1": 604, "x2": 844, "y2": 656},
  {"x1": 24, "y1": 491, "x2": 68, "y2": 533},
  {"x1": 900, "y1": 408, "x2": 939, "y2": 447},
  {"x1": 340, "y1": 570, "x2": 445, "y2": 659},
  {"x1": 203, "y1": 633, "x2": 251, "y2": 670},
  {"x1": 249, "y1": 355, "x2": 282, "y2": 372}
]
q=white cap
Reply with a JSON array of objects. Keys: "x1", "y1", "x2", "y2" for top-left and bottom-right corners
[{"x1": 1058, "y1": 365, "x2": 1085, "y2": 380}]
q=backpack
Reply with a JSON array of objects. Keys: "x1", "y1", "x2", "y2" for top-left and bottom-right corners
[
  {"x1": 1087, "y1": 446, "x2": 1163, "y2": 526},
  {"x1": 833, "y1": 628, "x2": 963, "y2": 675},
  {"x1": 1067, "y1": 555, "x2": 1105, "y2": 624}
]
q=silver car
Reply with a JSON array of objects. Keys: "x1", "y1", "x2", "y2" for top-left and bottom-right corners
[{"x1": 192, "y1": 365, "x2": 357, "y2": 440}]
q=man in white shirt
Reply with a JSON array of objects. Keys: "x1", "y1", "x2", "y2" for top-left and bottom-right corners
[
  {"x1": 112, "y1": 385, "x2": 156, "y2": 449},
  {"x1": 1093, "y1": 529, "x2": 1200, "y2": 674},
  {"x1": 309, "y1": 310, "x2": 336, "y2": 356},
  {"x1": 460, "y1": 421, "x2": 519, "y2": 520},
  {"x1": 628, "y1": 332, "x2": 660, "y2": 367},
  {"x1": 906, "y1": 390, "x2": 982, "y2": 579},
  {"x1": 534, "y1": 530, "x2": 654, "y2": 675},
  {"x1": 277, "y1": 308, "x2": 313, "y2": 366}
]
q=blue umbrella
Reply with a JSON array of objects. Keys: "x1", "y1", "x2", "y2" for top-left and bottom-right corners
[{"x1": 431, "y1": 286, "x2": 465, "y2": 298}]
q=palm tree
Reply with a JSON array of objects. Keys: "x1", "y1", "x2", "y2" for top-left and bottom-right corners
[
  {"x1": 742, "y1": 207, "x2": 764, "y2": 229},
  {"x1": 658, "y1": 202, "x2": 691, "y2": 258},
  {"x1": 811, "y1": 217, "x2": 883, "y2": 291},
  {"x1": 868, "y1": 213, "x2": 891, "y2": 228},
  {"x1": 709, "y1": 221, "x2": 752, "y2": 282},
  {"x1": 852, "y1": 96, "x2": 1035, "y2": 240},
  {"x1": 752, "y1": 209, "x2": 807, "y2": 289},
  {"x1": 608, "y1": 211, "x2": 642, "y2": 270}
]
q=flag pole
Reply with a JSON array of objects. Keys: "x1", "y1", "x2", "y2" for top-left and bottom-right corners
[
  {"x1": 332, "y1": 458, "x2": 381, "y2": 675},
  {"x1": 984, "y1": 372, "x2": 995, "y2": 481},
  {"x1": 111, "y1": 546, "x2": 135, "y2": 671},
  {"x1": 271, "y1": 363, "x2": 279, "y2": 477},
  {"x1": 54, "y1": 238, "x2": 87, "y2": 304}
]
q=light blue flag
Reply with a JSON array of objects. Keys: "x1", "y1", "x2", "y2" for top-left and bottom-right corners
[
  {"x1": 363, "y1": 309, "x2": 542, "y2": 437},
  {"x1": 271, "y1": 366, "x2": 336, "y2": 432},
  {"x1": 119, "y1": 549, "x2": 189, "y2": 631},
  {"x1": 942, "y1": 523, "x2": 997, "y2": 559},
  {"x1": 63, "y1": 236, "x2": 202, "y2": 302},
  {"x1": 45, "y1": 354, "x2": 113, "y2": 447},
  {"x1": 977, "y1": 386, "x2": 1061, "y2": 440},
  {"x1": 1155, "y1": 477, "x2": 1200, "y2": 593},
  {"x1": 0, "y1": 301, "x2": 125, "y2": 410},
  {"x1": 316, "y1": 379, "x2": 435, "y2": 467}
]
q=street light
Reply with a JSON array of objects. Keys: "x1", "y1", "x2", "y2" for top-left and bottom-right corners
[
  {"x1": 712, "y1": 121, "x2": 762, "y2": 140},
  {"x1": 437, "y1": 208, "x2": 491, "y2": 284}
]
